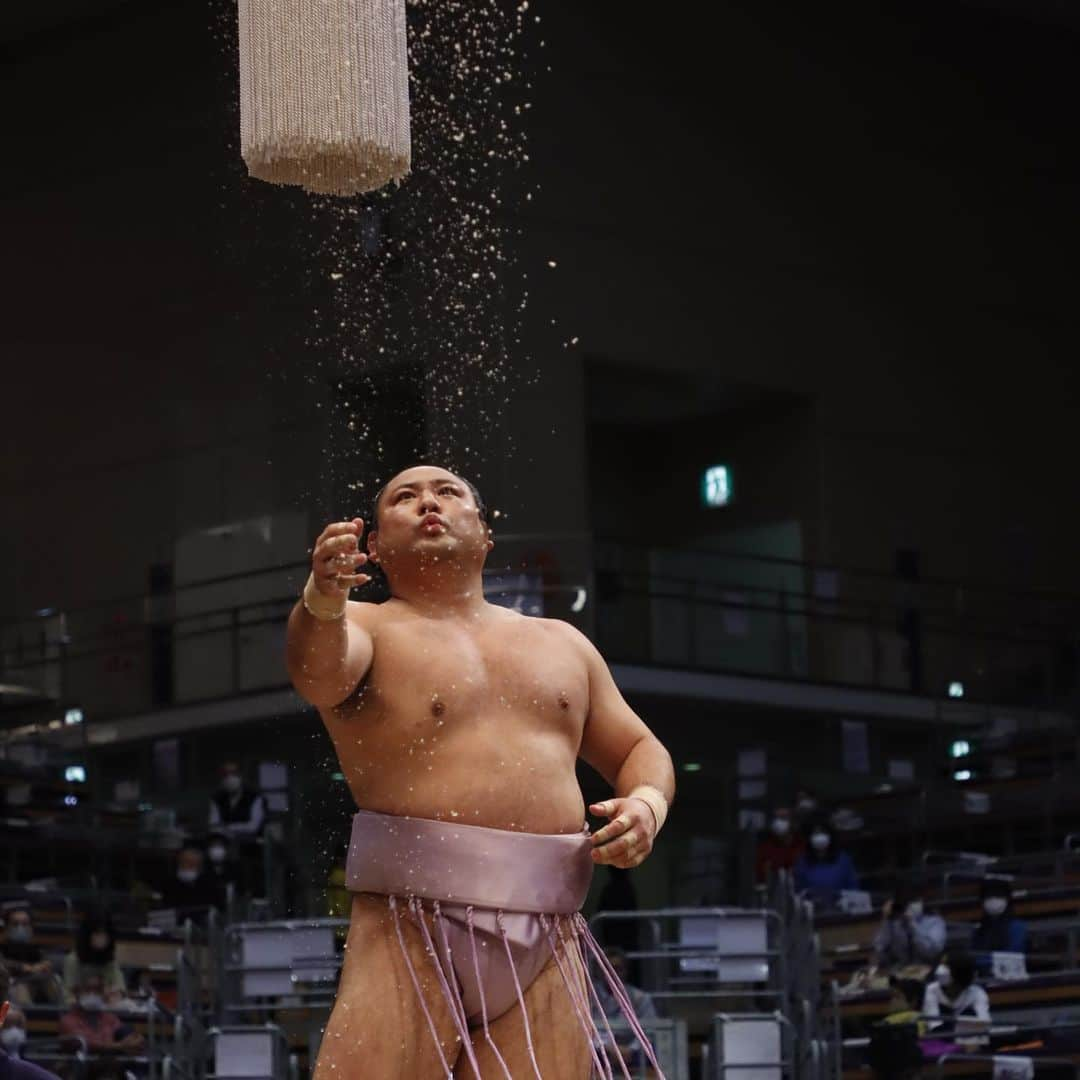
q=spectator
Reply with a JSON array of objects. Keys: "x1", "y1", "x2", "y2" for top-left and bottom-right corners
[
  {"x1": 923, "y1": 951, "x2": 991, "y2": 1044},
  {"x1": 157, "y1": 847, "x2": 224, "y2": 923},
  {"x1": 755, "y1": 806, "x2": 806, "y2": 884},
  {"x1": 793, "y1": 788, "x2": 820, "y2": 824},
  {"x1": 0, "y1": 960, "x2": 61, "y2": 1078},
  {"x1": 208, "y1": 762, "x2": 265, "y2": 840},
  {"x1": 0, "y1": 909, "x2": 61, "y2": 1007},
  {"x1": 205, "y1": 833, "x2": 241, "y2": 898},
  {"x1": 0, "y1": 1005, "x2": 27, "y2": 1061},
  {"x1": 590, "y1": 947, "x2": 658, "y2": 1072},
  {"x1": 62, "y1": 913, "x2": 126, "y2": 1006},
  {"x1": 873, "y1": 881, "x2": 946, "y2": 968},
  {"x1": 970, "y1": 878, "x2": 1027, "y2": 970},
  {"x1": 793, "y1": 821, "x2": 859, "y2": 906},
  {"x1": 58, "y1": 973, "x2": 144, "y2": 1069}
]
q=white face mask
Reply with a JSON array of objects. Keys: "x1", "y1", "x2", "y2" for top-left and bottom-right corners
[
  {"x1": 177, "y1": 868, "x2": 199, "y2": 885},
  {"x1": 79, "y1": 993, "x2": 104, "y2": 1011},
  {"x1": 810, "y1": 831, "x2": 830, "y2": 852},
  {"x1": 208, "y1": 845, "x2": 227, "y2": 864},
  {"x1": 797, "y1": 798, "x2": 817, "y2": 813},
  {"x1": 906, "y1": 900, "x2": 924, "y2": 919},
  {"x1": 0, "y1": 1027, "x2": 27, "y2": 1050},
  {"x1": 983, "y1": 896, "x2": 1008, "y2": 917},
  {"x1": 935, "y1": 964, "x2": 952, "y2": 987},
  {"x1": 222, "y1": 775, "x2": 242, "y2": 794},
  {"x1": 771, "y1": 818, "x2": 791, "y2": 837}
]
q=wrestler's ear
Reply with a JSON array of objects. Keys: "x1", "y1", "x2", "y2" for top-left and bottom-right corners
[{"x1": 367, "y1": 530, "x2": 380, "y2": 564}]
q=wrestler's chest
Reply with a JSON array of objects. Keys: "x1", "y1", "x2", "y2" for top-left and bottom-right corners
[{"x1": 370, "y1": 622, "x2": 587, "y2": 725}]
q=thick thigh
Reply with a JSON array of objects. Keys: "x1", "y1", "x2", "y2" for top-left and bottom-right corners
[
  {"x1": 314, "y1": 893, "x2": 460, "y2": 1080},
  {"x1": 457, "y1": 946, "x2": 592, "y2": 1080}
]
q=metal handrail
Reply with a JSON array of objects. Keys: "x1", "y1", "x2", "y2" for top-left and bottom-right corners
[{"x1": 935, "y1": 1052, "x2": 1078, "y2": 1076}]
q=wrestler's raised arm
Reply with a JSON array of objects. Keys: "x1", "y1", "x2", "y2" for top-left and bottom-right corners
[
  {"x1": 286, "y1": 518, "x2": 375, "y2": 709},
  {"x1": 566, "y1": 624, "x2": 676, "y2": 869}
]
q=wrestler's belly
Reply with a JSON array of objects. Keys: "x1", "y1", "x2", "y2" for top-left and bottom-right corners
[{"x1": 333, "y1": 728, "x2": 587, "y2": 836}]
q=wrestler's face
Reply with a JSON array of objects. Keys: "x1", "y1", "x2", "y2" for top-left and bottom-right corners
[{"x1": 369, "y1": 466, "x2": 492, "y2": 570}]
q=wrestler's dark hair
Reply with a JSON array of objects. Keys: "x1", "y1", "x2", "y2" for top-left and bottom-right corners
[{"x1": 367, "y1": 465, "x2": 488, "y2": 537}]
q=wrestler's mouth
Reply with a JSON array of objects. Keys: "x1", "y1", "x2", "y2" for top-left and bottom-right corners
[{"x1": 419, "y1": 515, "x2": 447, "y2": 532}]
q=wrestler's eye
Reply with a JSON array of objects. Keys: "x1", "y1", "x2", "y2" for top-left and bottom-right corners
[{"x1": 439, "y1": 486, "x2": 458, "y2": 496}]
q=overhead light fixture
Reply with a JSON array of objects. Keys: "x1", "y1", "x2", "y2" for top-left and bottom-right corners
[
  {"x1": 950, "y1": 740, "x2": 970, "y2": 759},
  {"x1": 948, "y1": 681, "x2": 965, "y2": 699},
  {"x1": 953, "y1": 769, "x2": 972, "y2": 782},
  {"x1": 683, "y1": 762, "x2": 702, "y2": 773}
]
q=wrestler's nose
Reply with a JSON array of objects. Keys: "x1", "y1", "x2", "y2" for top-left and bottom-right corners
[{"x1": 418, "y1": 492, "x2": 441, "y2": 514}]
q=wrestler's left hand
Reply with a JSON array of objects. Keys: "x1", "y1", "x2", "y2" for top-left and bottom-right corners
[{"x1": 589, "y1": 796, "x2": 656, "y2": 868}]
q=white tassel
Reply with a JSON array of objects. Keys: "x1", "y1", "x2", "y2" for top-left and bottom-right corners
[{"x1": 238, "y1": 0, "x2": 411, "y2": 195}]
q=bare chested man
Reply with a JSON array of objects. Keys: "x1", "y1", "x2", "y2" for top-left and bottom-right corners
[{"x1": 286, "y1": 465, "x2": 675, "y2": 1079}]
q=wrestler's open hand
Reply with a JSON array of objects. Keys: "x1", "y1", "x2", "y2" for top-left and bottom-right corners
[
  {"x1": 310, "y1": 518, "x2": 371, "y2": 594},
  {"x1": 589, "y1": 796, "x2": 657, "y2": 869}
]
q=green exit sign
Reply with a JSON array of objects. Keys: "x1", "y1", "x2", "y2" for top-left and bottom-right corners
[{"x1": 702, "y1": 465, "x2": 732, "y2": 508}]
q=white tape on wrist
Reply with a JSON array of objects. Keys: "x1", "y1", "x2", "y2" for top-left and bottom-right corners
[
  {"x1": 628, "y1": 784, "x2": 669, "y2": 835},
  {"x1": 302, "y1": 572, "x2": 348, "y2": 621}
]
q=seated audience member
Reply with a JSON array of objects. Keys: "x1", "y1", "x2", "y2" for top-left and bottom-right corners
[
  {"x1": 157, "y1": 846, "x2": 224, "y2": 923},
  {"x1": 0, "y1": 909, "x2": 61, "y2": 1007},
  {"x1": 59, "y1": 974, "x2": 144, "y2": 1065},
  {"x1": 0, "y1": 961, "x2": 61, "y2": 1078},
  {"x1": 63, "y1": 913, "x2": 126, "y2": 1006},
  {"x1": 874, "y1": 881, "x2": 946, "y2": 968},
  {"x1": 0, "y1": 1004, "x2": 28, "y2": 1062},
  {"x1": 793, "y1": 821, "x2": 859, "y2": 906},
  {"x1": 970, "y1": 877, "x2": 1027, "y2": 971},
  {"x1": 205, "y1": 833, "x2": 241, "y2": 895},
  {"x1": 589, "y1": 947, "x2": 658, "y2": 1072},
  {"x1": 755, "y1": 806, "x2": 806, "y2": 884},
  {"x1": 793, "y1": 788, "x2": 819, "y2": 823},
  {"x1": 924, "y1": 952, "x2": 991, "y2": 1032}
]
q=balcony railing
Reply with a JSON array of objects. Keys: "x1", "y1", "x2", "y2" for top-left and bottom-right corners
[{"x1": 2, "y1": 536, "x2": 1078, "y2": 721}]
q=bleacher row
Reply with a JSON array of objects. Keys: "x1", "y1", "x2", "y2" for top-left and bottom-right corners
[
  {"x1": 813, "y1": 839, "x2": 1080, "y2": 1080},
  {"x1": 0, "y1": 889, "x2": 217, "y2": 1077}
]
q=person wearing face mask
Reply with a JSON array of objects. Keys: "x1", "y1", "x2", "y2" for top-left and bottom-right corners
[
  {"x1": 793, "y1": 789, "x2": 819, "y2": 824},
  {"x1": 157, "y1": 846, "x2": 225, "y2": 924},
  {"x1": 0, "y1": 962, "x2": 61, "y2": 1079},
  {"x1": 0, "y1": 909, "x2": 61, "y2": 1007},
  {"x1": 873, "y1": 881, "x2": 946, "y2": 968},
  {"x1": 755, "y1": 806, "x2": 806, "y2": 884},
  {"x1": 59, "y1": 973, "x2": 144, "y2": 1069},
  {"x1": 205, "y1": 832, "x2": 241, "y2": 893},
  {"x1": 62, "y1": 913, "x2": 126, "y2": 1007},
  {"x1": 0, "y1": 1006, "x2": 28, "y2": 1062},
  {"x1": 970, "y1": 878, "x2": 1027, "y2": 972},
  {"x1": 793, "y1": 820, "x2": 859, "y2": 907},
  {"x1": 208, "y1": 763, "x2": 265, "y2": 840},
  {"x1": 922, "y1": 951, "x2": 991, "y2": 1044}
]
